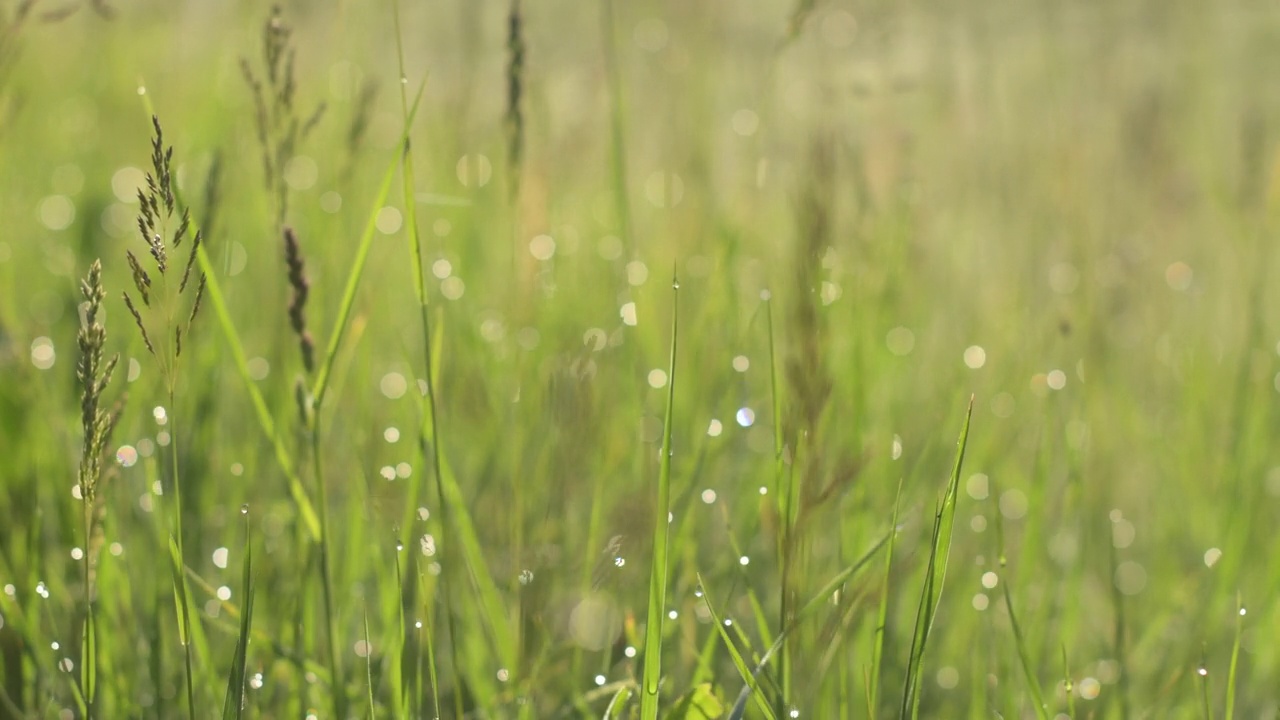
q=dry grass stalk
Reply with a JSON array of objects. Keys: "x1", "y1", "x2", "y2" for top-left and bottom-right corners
[{"x1": 283, "y1": 226, "x2": 314, "y2": 373}]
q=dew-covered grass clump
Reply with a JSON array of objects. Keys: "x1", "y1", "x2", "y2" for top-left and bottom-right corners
[{"x1": 1, "y1": 1, "x2": 1278, "y2": 718}]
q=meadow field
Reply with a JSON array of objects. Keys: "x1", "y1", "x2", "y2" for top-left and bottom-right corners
[{"x1": 1, "y1": 0, "x2": 1279, "y2": 717}]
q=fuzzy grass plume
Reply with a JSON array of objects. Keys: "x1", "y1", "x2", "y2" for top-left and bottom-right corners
[
  {"x1": 74, "y1": 259, "x2": 120, "y2": 719},
  {"x1": 241, "y1": 4, "x2": 325, "y2": 227}
]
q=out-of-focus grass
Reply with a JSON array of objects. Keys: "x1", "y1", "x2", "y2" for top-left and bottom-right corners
[{"x1": 2, "y1": 0, "x2": 1280, "y2": 717}]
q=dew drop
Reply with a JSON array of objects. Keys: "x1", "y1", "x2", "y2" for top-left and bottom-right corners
[{"x1": 240, "y1": 504, "x2": 249, "y2": 515}]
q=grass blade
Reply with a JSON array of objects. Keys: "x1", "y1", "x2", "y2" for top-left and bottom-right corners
[
  {"x1": 639, "y1": 272, "x2": 679, "y2": 719},
  {"x1": 900, "y1": 396, "x2": 974, "y2": 719},
  {"x1": 1198, "y1": 643, "x2": 1214, "y2": 720},
  {"x1": 221, "y1": 511, "x2": 255, "y2": 720},
  {"x1": 603, "y1": 684, "x2": 633, "y2": 719},
  {"x1": 867, "y1": 479, "x2": 903, "y2": 718},
  {"x1": 1225, "y1": 595, "x2": 1244, "y2": 720},
  {"x1": 763, "y1": 291, "x2": 793, "y2": 718},
  {"x1": 363, "y1": 608, "x2": 376, "y2": 719}
]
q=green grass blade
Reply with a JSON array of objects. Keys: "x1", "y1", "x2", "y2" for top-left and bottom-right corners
[
  {"x1": 221, "y1": 512, "x2": 255, "y2": 720},
  {"x1": 900, "y1": 396, "x2": 974, "y2": 719},
  {"x1": 80, "y1": 609, "x2": 96, "y2": 714},
  {"x1": 363, "y1": 608, "x2": 376, "y2": 719},
  {"x1": 639, "y1": 272, "x2": 679, "y2": 719},
  {"x1": 391, "y1": 544, "x2": 410, "y2": 718},
  {"x1": 763, "y1": 291, "x2": 792, "y2": 718},
  {"x1": 867, "y1": 478, "x2": 903, "y2": 718},
  {"x1": 1198, "y1": 643, "x2": 1214, "y2": 720},
  {"x1": 1225, "y1": 595, "x2": 1244, "y2": 720},
  {"x1": 167, "y1": 533, "x2": 198, "y2": 720}
]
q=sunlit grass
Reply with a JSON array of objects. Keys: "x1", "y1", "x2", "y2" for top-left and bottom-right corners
[{"x1": 1, "y1": 1, "x2": 1278, "y2": 718}]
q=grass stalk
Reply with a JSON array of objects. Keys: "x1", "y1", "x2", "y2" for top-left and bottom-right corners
[
  {"x1": 993, "y1": 480, "x2": 1048, "y2": 719},
  {"x1": 1198, "y1": 645, "x2": 1214, "y2": 720},
  {"x1": 168, "y1": 407, "x2": 198, "y2": 720},
  {"x1": 74, "y1": 260, "x2": 119, "y2": 720},
  {"x1": 307, "y1": 420, "x2": 345, "y2": 719},
  {"x1": 389, "y1": 4, "x2": 475, "y2": 715},
  {"x1": 120, "y1": 113, "x2": 211, "y2": 720}
]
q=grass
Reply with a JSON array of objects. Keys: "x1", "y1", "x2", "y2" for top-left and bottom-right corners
[{"x1": 2, "y1": 0, "x2": 1280, "y2": 718}]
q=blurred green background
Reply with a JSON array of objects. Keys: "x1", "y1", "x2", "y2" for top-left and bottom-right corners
[{"x1": 2, "y1": 0, "x2": 1280, "y2": 717}]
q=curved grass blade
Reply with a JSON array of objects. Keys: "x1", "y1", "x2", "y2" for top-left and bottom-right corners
[
  {"x1": 697, "y1": 573, "x2": 776, "y2": 720},
  {"x1": 603, "y1": 684, "x2": 633, "y2": 719},
  {"x1": 639, "y1": 272, "x2": 679, "y2": 719}
]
